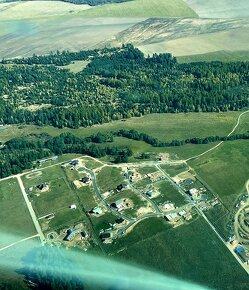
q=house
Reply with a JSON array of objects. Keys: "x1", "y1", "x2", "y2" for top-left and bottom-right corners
[
  {"x1": 235, "y1": 246, "x2": 249, "y2": 264},
  {"x1": 116, "y1": 184, "x2": 128, "y2": 191},
  {"x1": 115, "y1": 218, "x2": 125, "y2": 224},
  {"x1": 90, "y1": 207, "x2": 103, "y2": 215},
  {"x1": 188, "y1": 188, "x2": 199, "y2": 199},
  {"x1": 164, "y1": 203, "x2": 175, "y2": 210},
  {"x1": 69, "y1": 204, "x2": 77, "y2": 209},
  {"x1": 146, "y1": 190, "x2": 157, "y2": 198},
  {"x1": 111, "y1": 199, "x2": 125, "y2": 211},
  {"x1": 71, "y1": 159, "x2": 79, "y2": 166},
  {"x1": 36, "y1": 183, "x2": 49, "y2": 192},
  {"x1": 165, "y1": 213, "x2": 180, "y2": 222},
  {"x1": 64, "y1": 228, "x2": 81, "y2": 241},
  {"x1": 179, "y1": 210, "x2": 187, "y2": 218},
  {"x1": 102, "y1": 191, "x2": 110, "y2": 198},
  {"x1": 80, "y1": 176, "x2": 91, "y2": 184}
]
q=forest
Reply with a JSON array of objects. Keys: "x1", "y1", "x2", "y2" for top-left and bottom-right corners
[{"x1": 0, "y1": 44, "x2": 248, "y2": 129}]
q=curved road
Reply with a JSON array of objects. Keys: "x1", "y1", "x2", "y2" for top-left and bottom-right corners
[{"x1": 186, "y1": 109, "x2": 249, "y2": 162}]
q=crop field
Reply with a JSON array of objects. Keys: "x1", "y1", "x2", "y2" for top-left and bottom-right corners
[
  {"x1": 114, "y1": 217, "x2": 249, "y2": 290},
  {"x1": 0, "y1": 17, "x2": 138, "y2": 59},
  {"x1": 0, "y1": 179, "x2": 36, "y2": 247},
  {"x1": 80, "y1": 0, "x2": 197, "y2": 18},
  {"x1": 154, "y1": 180, "x2": 186, "y2": 206},
  {"x1": 189, "y1": 140, "x2": 249, "y2": 209},
  {"x1": 177, "y1": 50, "x2": 249, "y2": 63},
  {"x1": 139, "y1": 28, "x2": 249, "y2": 57},
  {"x1": 184, "y1": 0, "x2": 249, "y2": 18},
  {"x1": 96, "y1": 167, "x2": 125, "y2": 193},
  {"x1": 0, "y1": 1, "x2": 90, "y2": 20}
]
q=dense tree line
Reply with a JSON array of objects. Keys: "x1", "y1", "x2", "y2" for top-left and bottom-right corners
[
  {"x1": 61, "y1": 0, "x2": 131, "y2": 5},
  {"x1": 0, "y1": 132, "x2": 133, "y2": 178},
  {"x1": 1, "y1": 128, "x2": 248, "y2": 178},
  {"x1": 113, "y1": 129, "x2": 249, "y2": 147},
  {"x1": 0, "y1": 44, "x2": 248, "y2": 129}
]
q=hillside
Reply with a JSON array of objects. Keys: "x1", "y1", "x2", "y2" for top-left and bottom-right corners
[
  {"x1": 107, "y1": 18, "x2": 249, "y2": 57},
  {"x1": 79, "y1": 0, "x2": 198, "y2": 18},
  {"x1": 184, "y1": 0, "x2": 249, "y2": 18}
]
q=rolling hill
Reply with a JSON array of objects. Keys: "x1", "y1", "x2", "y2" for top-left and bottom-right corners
[
  {"x1": 79, "y1": 0, "x2": 198, "y2": 18},
  {"x1": 107, "y1": 17, "x2": 249, "y2": 58}
]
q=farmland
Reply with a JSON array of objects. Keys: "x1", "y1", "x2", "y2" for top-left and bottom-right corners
[
  {"x1": 0, "y1": 179, "x2": 36, "y2": 248},
  {"x1": 115, "y1": 217, "x2": 249, "y2": 290},
  {"x1": 80, "y1": 0, "x2": 198, "y2": 17}
]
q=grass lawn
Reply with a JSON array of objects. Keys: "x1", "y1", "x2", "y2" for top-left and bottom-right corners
[
  {"x1": 154, "y1": 180, "x2": 186, "y2": 206},
  {"x1": 114, "y1": 217, "x2": 249, "y2": 290},
  {"x1": 80, "y1": 0, "x2": 197, "y2": 17},
  {"x1": 96, "y1": 166, "x2": 125, "y2": 193},
  {"x1": 105, "y1": 189, "x2": 147, "y2": 218},
  {"x1": 0, "y1": 179, "x2": 36, "y2": 247},
  {"x1": 189, "y1": 140, "x2": 249, "y2": 209}
]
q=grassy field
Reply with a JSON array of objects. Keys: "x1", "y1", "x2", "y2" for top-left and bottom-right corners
[
  {"x1": 0, "y1": 1, "x2": 90, "y2": 20},
  {"x1": 114, "y1": 217, "x2": 249, "y2": 290},
  {"x1": 184, "y1": 0, "x2": 249, "y2": 18},
  {"x1": 154, "y1": 180, "x2": 186, "y2": 206},
  {"x1": 139, "y1": 28, "x2": 249, "y2": 57},
  {"x1": 22, "y1": 165, "x2": 85, "y2": 231},
  {"x1": 96, "y1": 167, "x2": 125, "y2": 193},
  {"x1": 189, "y1": 140, "x2": 249, "y2": 209},
  {"x1": 0, "y1": 179, "x2": 36, "y2": 247},
  {"x1": 58, "y1": 60, "x2": 90, "y2": 73},
  {"x1": 76, "y1": 185, "x2": 99, "y2": 212},
  {"x1": 80, "y1": 0, "x2": 198, "y2": 17},
  {"x1": 177, "y1": 50, "x2": 249, "y2": 63},
  {"x1": 1, "y1": 112, "x2": 241, "y2": 143},
  {"x1": 160, "y1": 163, "x2": 189, "y2": 177},
  {"x1": 1, "y1": 111, "x2": 244, "y2": 161}
]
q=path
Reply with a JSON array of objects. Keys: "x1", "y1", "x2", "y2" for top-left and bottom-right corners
[
  {"x1": 0, "y1": 234, "x2": 39, "y2": 252},
  {"x1": 186, "y1": 110, "x2": 249, "y2": 162},
  {"x1": 16, "y1": 175, "x2": 45, "y2": 243}
]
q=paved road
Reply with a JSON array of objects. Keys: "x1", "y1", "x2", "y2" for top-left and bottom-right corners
[{"x1": 17, "y1": 175, "x2": 45, "y2": 244}]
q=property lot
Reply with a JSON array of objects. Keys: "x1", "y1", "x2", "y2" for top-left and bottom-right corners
[
  {"x1": 22, "y1": 166, "x2": 84, "y2": 232},
  {"x1": 115, "y1": 217, "x2": 249, "y2": 290},
  {"x1": 0, "y1": 179, "x2": 36, "y2": 247},
  {"x1": 154, "y1": 180, "x2": 186, "y2": 206}
]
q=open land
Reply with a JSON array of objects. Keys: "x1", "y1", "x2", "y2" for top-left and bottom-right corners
[
  {"x1": 0, "y1": 179, "x2": 36, "y2": 248},
  {"x1": 115, "y1": 217, "x2": 249, "y2": 290}
]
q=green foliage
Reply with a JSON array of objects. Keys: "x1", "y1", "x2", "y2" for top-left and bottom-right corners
[{"x1": 1, "y1": 45, "x2": 248, "y2": 129}]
